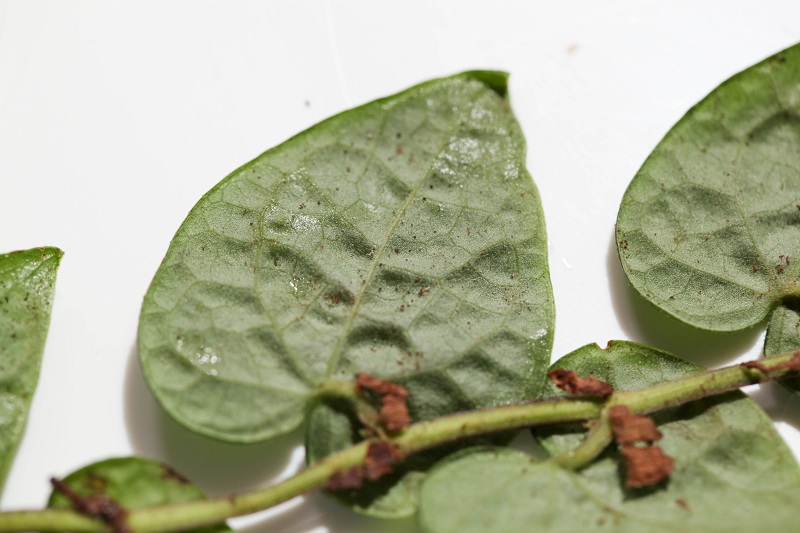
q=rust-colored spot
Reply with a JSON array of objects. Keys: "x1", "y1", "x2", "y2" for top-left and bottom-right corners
[
  {"x1": 356, "y1": 373, "x2": 411, "y2": 431},
  {"x1": 325, "y1": 441, "x2": 402, "y2": 491},
  {"x1": 51, "y1": 478, "x2": 130, "y2": 533},
  {"x1": 620, "y1": 445, "x2": 674, "y2": 488},
  {"x1": 676, "y1": 498, "x2": 689, "y2": 510},
  {"x1": 548, "y1": 369, "x2": 613, "y2": 398},
  {"x1": 742, "y1": 360, "x2": 769, "y2": 373},
  {"x1": 753, "y1": 265, "x2": 759, "y2": 272},
  {"x1": 364, "y1": 441, "x2": 402, "y2": 480},
  {"x1": 609, "y1": 405, "x2": 662, "y2": 445},
  {"x1": 325, "y1": 466, "x2": 364, "y2": 491}
]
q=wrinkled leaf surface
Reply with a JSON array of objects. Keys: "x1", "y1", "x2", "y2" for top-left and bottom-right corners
[
  {"x1": 48, "y1": 456, "x2": 230, "y2": 532},
  {"x1": 420, "y1": 341, "x2": 800, "y2": 533},
  {"x1": 139, "y1": 71, "x2": 554, "y2": 444},
  {"x1": 0, "y1": 247, "x2": 61, "y2": 491},
  {"x1": 616, "y1": 44, "x2": 800, "y2": 331}
]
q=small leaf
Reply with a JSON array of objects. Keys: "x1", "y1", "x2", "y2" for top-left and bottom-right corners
[
  {"x1": 764, "y1": 302, "x2": 800, "y2": 393},
  {"x1": 0, "y1": 246, "x2": 61, "y2": 492},
  {"x1": 616, "y1": 43, "x2": 800, "y2": 331},
  {"x1": 138, "y1": 71, "x2": 554, "y2": 446},
  {"x1": 48, "y1": 456, "x2": 230, "y2": 533},
  {"x1": 420, "y1": 342, "x2": 800, "y2": 532}
]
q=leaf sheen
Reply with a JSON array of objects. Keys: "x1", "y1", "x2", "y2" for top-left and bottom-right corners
[
  {"x1": 419, "y1": 342, "x2": 800, "y2": 533},
  {"x1": 138, "y1": 71, "x2": 554, "y2": 444},
  {"x1": 0, "y1": 247, "x2": 61, "y2": 493},
  {"x1": 616, "y1": 43, "x2": 800, "y2": 331}
]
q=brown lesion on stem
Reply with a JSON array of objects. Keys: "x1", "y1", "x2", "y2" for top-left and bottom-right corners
[
  {"x1": 608, "y1": 405, "x2": 673, "y2": 488},
  {"x1": 325, "y1": 441, "x2": 403, "y2": 491},
  {"x1": 50, "y1": 478, "x2": 130, "y2": 533},
  {"x1": 355, "y1": 372, "x2": 412, "y2": 432},
  {"x1": 548, "y1": 369, "x2": 614, "y2": 398},
  {"x1": 742, "y1": 351, "x2": 800, "y2": 379}
]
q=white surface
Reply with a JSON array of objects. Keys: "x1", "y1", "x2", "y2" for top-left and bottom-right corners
[{"x1": 2, "y1": 1, "x2": 800, "y2": 531}]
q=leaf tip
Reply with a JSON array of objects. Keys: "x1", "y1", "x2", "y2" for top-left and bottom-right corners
[{"x1": 460, "y1": 70, "x2": 509, "y2": 97}]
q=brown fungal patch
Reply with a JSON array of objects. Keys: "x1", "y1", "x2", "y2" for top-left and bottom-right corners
[
  {"x1": 548, "y1": 369, "x2": 614, "y2": 398},
  {"x1": 356, "y1": 373, "x2": 412, "y2": 431},
  {"x1": 620, "y1": 445, "x2": 674, "y2": 489},
  {"x1": 326, "y1": 467, "x2": 365, "y2": 490},
  {"x1": 609, "y1": 405, "x2": 662, "y2": 445},
  {"x1": 608, "y1": 405, "x2": 673, "y2": 488},
  {"x1": 51, "y1": 477, "x2": 130, "y2": 533},
  {"x1": 325, "y1": 441, "x2": 402, "y2": 491},
  {"x1": 364, "y1": 441, "x2": 402, "y2": 480}
]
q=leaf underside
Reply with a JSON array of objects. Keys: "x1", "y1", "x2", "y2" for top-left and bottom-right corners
[
  {"x1": 48, "y1": 456, "x2": 230, "y2": 533},
  {"x1": 138, "y1": 71, "x2": 554, "y2": 449},
  {"x1": 0, "y1": 247, "x2": 61, "y2": 493},
  {"x1": 419, "y1": 341, "x2": 800, "y2": 533},
  {"x1": 616, "y1": 43, "x2": 800, "y2": 332}
]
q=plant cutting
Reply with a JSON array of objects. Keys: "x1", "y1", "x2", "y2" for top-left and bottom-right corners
[{"x1": 0, "y1": 43, "x2": 798, "y2": 532}]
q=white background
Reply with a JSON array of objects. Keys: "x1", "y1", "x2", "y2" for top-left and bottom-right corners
[{"x1": 2, "y1": 2, "x2": 800, "y2": 532}]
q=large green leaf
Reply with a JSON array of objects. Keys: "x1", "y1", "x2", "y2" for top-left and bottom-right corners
[
  {"x1": 138, "y1": 71, "x2": 554, "y2": 444},
  {"x1": 419, "y1": 341, "x2": 800, "y2": 533},
  {"x1": 0, "y1": 247, "x2": 61, "y2": 491},
  {"x1": 616, "y1": 44, "x2": 800, "y2": 331},
  {"x1": 48, "y1": 456, "x2": 230, "y2": 533}
]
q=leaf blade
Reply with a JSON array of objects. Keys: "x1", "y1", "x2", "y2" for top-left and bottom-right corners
[
  {"x1": 0, "y1": 246, "x2": 61, "y2": 492},
  {"x1": 616, "y1": 44, "x2": 800, "y2": 331},
  {"x1": 139, "y1": 72, "x2": 554, "y2": 444}
]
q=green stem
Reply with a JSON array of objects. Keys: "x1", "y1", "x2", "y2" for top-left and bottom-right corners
[
  {"x1": 552, "y1": 409, "x2": 613, "y2": 470},
  {"x1": 0, "y1": 350, "x2": 797, "y2": 533},
  {"x1": 622, "y1": 349, "x2": 800, "y2": 414}
]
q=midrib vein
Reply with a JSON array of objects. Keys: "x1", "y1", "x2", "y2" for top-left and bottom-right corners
[{"x1": 324, "y1": 111, "x2": 463, "y2": 377}]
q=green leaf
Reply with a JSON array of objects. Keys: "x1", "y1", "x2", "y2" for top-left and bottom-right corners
[
  {"x1": 419, "y1": 341, "x2": 800, "y2": 533},
  {"x1": 764, "y1": 302, "x2": 800, "y2": 393},
  {"x1": 138, "y1": 71, "x2": 554, "y2": 444},
  {"x1": 616, "y1": 43, "x2": 800, "y2": 331},
  {"x1": 48, "y1": 456, "x2": 230, "y2": 533},
  {"x1": 0, "y1": 246, "x2": 61, "y2": 492}
]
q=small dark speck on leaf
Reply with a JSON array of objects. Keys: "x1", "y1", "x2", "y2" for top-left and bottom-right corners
[{"x1": 326, "y1": 467, "x2": 364, "y2": 491}]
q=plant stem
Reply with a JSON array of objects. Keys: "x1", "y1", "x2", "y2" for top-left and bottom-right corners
[
  {"x1": 552, "y1": 409, "x2": 612, "y2": 470},
  {"x1": 0, "y1": 350, "x2": 797, "y2": 533}
]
